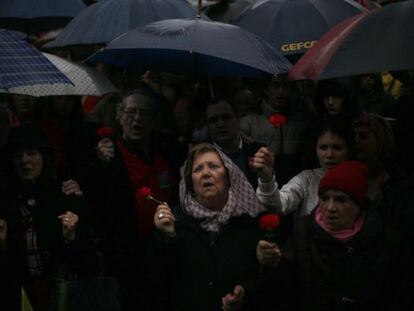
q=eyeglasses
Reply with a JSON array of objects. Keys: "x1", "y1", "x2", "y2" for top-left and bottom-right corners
[{"x1": 123, "y1": 108, "x2": 152, "y2": 119}]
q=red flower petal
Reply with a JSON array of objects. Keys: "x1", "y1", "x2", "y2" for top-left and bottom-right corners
[
  {"x1": 136, "y1": 187, "x2": 152, "y2": 202},
  {"x1": 97, "y1": 127, "x2": 113, "y2": 138},
  {"x1": 268, "y1": 114, "x2": 287, "y2": 128},
  {"x1": 259, "y1": 214, "x2": 280, "y2": 231}
]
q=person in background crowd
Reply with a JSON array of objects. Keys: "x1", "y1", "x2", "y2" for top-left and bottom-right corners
[
  {"x1": 260, "y1": 77, "x2": 309, "y2": 185},
  {"x1": 205, "y1": 98, "x2": 265, "y2": 188},
  {"x1": 0, "y1": 124, "x2": 94, "y2": 311},
  {"x1": 353, "y1": 73, "x2": 393, "y2": 117}
]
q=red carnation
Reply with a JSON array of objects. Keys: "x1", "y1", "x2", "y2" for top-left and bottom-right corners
[
  {"x1": 136, "y1": 187, "x2": 162, "y2": 205},
  {"x1": 259, "y1": 214, "x2": 280, "y2": 231},
  {"x1": 268, "y1": 114, "x2": 287, "y2": 128},
  {"x1": 260, "y1": 214, "x2": 280, "y2": 243},
  {"x1": 97, "y1": 127, "x2": 113, "y2": 138}
]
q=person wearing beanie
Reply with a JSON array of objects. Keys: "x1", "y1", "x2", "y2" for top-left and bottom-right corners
[{"x1": 223, "y1": 164, "x2": 414, "y2": 310}]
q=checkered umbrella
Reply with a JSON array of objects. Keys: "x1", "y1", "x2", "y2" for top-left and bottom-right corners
[{"x1": 0, "y1": 28, "x2": 71, "y2": 94}]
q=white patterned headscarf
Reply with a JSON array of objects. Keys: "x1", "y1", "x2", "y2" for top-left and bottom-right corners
[{"x1": 179, "y1": 143, "x2": 266, "y2": 233}]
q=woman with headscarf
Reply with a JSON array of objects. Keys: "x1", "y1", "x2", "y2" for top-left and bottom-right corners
[
  {"x1": 224, "y1": 160, "x2": 414, "y2": 310},
  {"x1": 144, "y1": 143, "x2": 267, "y2": 311}
]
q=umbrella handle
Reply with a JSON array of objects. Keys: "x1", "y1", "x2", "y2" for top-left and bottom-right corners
[{"x1": 198, "y1": 0, "x2": 202, "y2": 17}]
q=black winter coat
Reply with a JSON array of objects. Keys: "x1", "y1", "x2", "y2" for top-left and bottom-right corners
[
  {"x1": 250, "y1": 208, "x2": 414, "y2": 310},
  {"x1": 145, "y1": 207, "x2": 263, "y2": 311}
]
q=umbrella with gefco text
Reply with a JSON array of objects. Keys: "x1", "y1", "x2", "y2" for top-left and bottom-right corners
[{"x1": 234, "y1": 0, "x2": 366, "y2": 55}]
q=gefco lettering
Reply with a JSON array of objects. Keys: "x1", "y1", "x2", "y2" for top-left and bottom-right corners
[{"x1": 281, "y1": 40, "x2": 317, "y2": 52}]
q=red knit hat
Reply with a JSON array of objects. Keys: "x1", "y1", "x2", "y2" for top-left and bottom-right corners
[{"x1": 319, "y1": 160, "x2": 369, "y2": 207}]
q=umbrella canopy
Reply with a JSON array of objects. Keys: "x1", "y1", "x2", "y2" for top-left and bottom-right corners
[
  {"x1": 87, "y1": 18, "x2": 291, "y2": 78},
  {"x1": 1, "y1": 53, "x2": 118, "y2": 97},
  {"x1": 0, "y1": 0, "x2": 86, "y2": 35},
  {"x1": 46, "y1": 0, "x2": 200, "y2": 48},
  {"x1": 234, "y1": 0, "x2": 366, "y2": 55},
  {"x1": 204, "y1": 0, "x2": 257, "y2": 23},
  {"x1": 289, "y1": 1, "x2": 414, "y2": 80},
  {"x1": 0, "y1": 28, "x2": 71, "y2": 92}
]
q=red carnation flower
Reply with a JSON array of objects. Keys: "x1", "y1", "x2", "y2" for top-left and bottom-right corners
[
  {"x1": 259, "y1": 214, "x2": 280, "y2": 242},
  {"x1": 268, "y1": 114, "x2": 287, "y2": 128},
  {"x1": 97, "y1": 127, "x2": 113, "y2": 138},
  {"x1": 259, "y1": 214, "x2": 280, "y2": 231},
  {"x1": 136, "y1": 187, "x2": 162, "y2": 205}
]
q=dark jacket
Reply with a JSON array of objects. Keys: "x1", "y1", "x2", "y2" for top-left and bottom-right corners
[
  {"x1": 0, "y1": 179, "x2": 94, "y2": 310},
  {"x1": 145, "y1": 206, "x2": 263, "y2": 311},
  {"x1": 250, "y1": 208, "x2": 414, "y2": 310}
]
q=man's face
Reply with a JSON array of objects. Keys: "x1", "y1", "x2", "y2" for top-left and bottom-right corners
[
  {"x1": 206, "y1": 101, "x2": 240, "y2": 148},
  {"x1": 120, "y1": 94, "x2": 156, "y2": 144},
  {"x1": 266, "y1": 81, "x2": 291, "y2": 111},
  {"x1": 354, "y1": 126, "x2": 379, "y2": 163}
]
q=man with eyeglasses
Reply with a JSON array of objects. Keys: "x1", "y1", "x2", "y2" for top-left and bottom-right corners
[{"x1": 77, "y1": 88, "x2": 183, "y2": 310}]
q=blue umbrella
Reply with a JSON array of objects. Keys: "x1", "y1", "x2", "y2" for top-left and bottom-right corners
[
  {"x1": 0, "y1": 28, "x2": 72, "y2": 92},
  {"x1": 88, "y1": 18, "x2": 291, "y2": 77},
  {"x1": 0, "y1": 0, "x2": 86, "y2": 35},
  {"x1": 234, "y1": 0, "x2": 366, "y2": 55},
  {"x1": 46, "y1": 0, "x2": 200, "y2": 48}
]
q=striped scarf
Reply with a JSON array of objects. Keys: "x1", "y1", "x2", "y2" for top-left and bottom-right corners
[{"x1": 20, "y1": 197, "x2": 43, "y2": 276}]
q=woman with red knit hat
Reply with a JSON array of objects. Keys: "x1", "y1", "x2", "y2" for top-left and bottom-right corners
[{"x1": 222, "y1": 160, "x2": 414, "y2": 311}]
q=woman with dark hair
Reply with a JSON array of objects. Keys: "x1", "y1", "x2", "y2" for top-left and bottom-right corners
[
  {"x1": 313, "y1": 78, "x2": 356, "y2": 123},
  {"x1": 254, "y1": 119, "x2": 353, "y2": 216},
  {"x1": 0, "y1": 124, "x2": 94, "y2": 311},
  {"x1": 145, "y1": 143, "x2": 267, "y2": 310}
]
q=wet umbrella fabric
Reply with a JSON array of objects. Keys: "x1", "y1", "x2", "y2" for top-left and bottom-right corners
[
  {"x1": 234, "y1": 0, "x2": 366, "y2": 55},
  {"x1": 1, "y1": 53, "x2": 118, "y2": 97},
  {"x1": 0, "y1": 28, "x2": 71, "y2": 91},
  {"x1": 88, "y1": 18, "x2": 291, "y2": 78},
  {"x1": 46, "y1": 0, "x2": 199, "y2": 48},
  {"x1": 289, "y1": 1, "x2": 414, "y2": 80},
  {"x1": 0, "y1": 0, "x2": 86, "y2": 35}
]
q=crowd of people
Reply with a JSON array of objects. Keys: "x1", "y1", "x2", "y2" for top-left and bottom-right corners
[
  {"x1": 0, "y1": 67, "x2": 413, "y2": 310},
  {"x1": 0, "y1": 1, "x2": 414, "y2": 309}
]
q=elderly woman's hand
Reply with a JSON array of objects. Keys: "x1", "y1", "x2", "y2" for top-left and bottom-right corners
[
  {"x1": 97, "y1": 137, "x2": 114, "y2": 163},
  {"x1": 250, "y1": 147, "x2": 275, "y2": 182},
  {"x1": 257, "y1": 240, "x2": 282, "y2": 267},
  {"x1": 154, "y1": 203, "x2": 176, "y2": 237},
  {"x1": 58, "y1": 211, "x2": 79, "y2": 243},
  {"x1": 222, "y1": 285, "x2": 245, "y2": 310},
  {"x1": 62, "y1": 179, "x2": 83, "y2": 196}
]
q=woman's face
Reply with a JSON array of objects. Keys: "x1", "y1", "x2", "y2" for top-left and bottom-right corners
[
  {"x1": 319, "y1": 189, "x2": 361, "y2": 231},
  {"x1": 354, "y1": 126, "x2": 379, "y2": 163},
  {"x1": 12, "y1": 149, "x2": 43, "y2": 183},
  {"x1": 316, "y1": 131, "x2": 349, "y2": 169},
  {"x1": 191, "y1": 151, "x2": 229, "y2": 211},
  {"x1": 323, "y1": 96, "x2": 344, "y2": 115}
]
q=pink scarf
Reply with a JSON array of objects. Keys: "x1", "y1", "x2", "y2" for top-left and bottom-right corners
[{"x1": 315, "y1": 207, "x2": 365, "y2": 242}]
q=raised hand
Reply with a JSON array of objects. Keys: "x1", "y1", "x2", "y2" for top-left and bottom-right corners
[
  {"x1": 154, "y1": 203, "x2": 176, "y2": 237},
  {"x1": 62, "y1": 179, "x2": 83, "y2": 196},
  {"x1": 222, "y1": 285, "x2": 245, "y2": 311},
  {"x1": 256, "y1": 240, "x2": 282, "y2": 267},
  {"x1": 58, "y1": 211, "x2": 79, "y2": 243},
  {"x1": 97, "y1": 137, "x2": 115, "y2": 163},
  {"x1": 249, "y1": 147, "x2": 275, "y2": 182}
]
